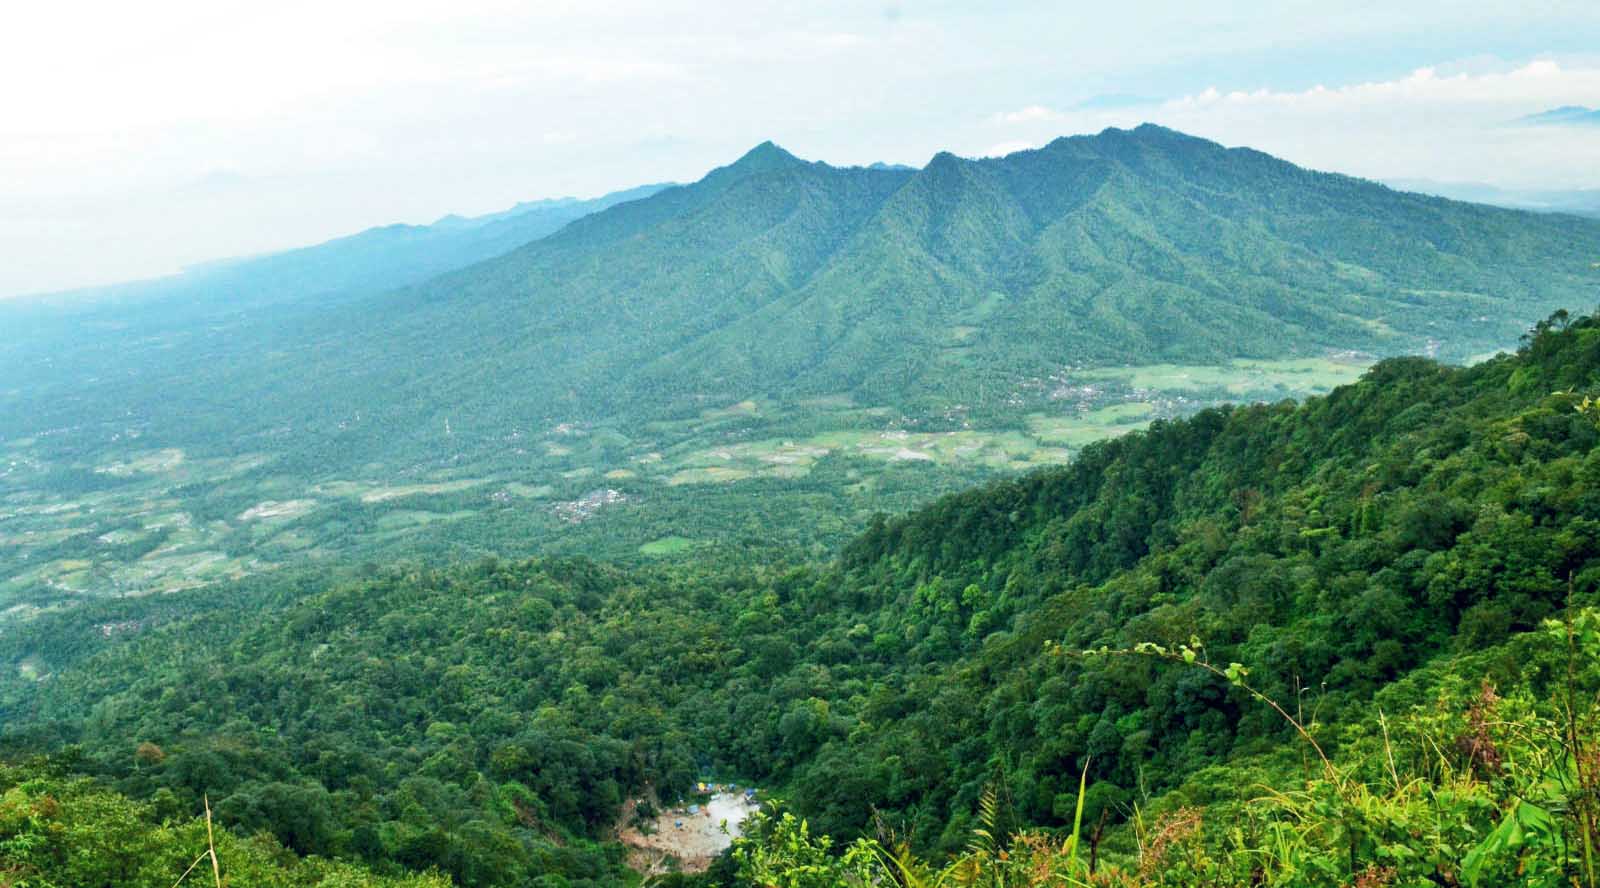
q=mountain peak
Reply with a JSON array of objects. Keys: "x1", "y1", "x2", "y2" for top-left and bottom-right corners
[
  {"x1": 1090, "y1": 123, "x2": 1187, "y2": 143},
  {"x1": 1132, "y1": 122, "x2": 1179, "y2": 137},
  {"x1": 729, "y1": 140, "x2": 804, "y2": 173},
  {"x1": 1033, "y1": 124, "x2": 1200, "y2": 158}
]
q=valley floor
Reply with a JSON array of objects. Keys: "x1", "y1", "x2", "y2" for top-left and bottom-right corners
[{"x1": 0, "y1": 356, "x2": 1369, "y2": 626}]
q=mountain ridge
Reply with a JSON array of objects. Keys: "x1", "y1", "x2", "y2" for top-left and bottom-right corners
[
  {"x1": 4, "y1": 182, "x2": 672, "y2": 310},
  {"x1": 10, "y1": 124, "x2": 1600, "y2": 456}
]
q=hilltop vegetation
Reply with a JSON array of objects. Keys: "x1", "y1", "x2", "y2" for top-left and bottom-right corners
[
  {"x1": 6, "y1": 126, "x2": 1599, "y2": 619},
  {"x1": 5, "y1": 311, "x2": 1600, "y2": 885},
  {"x1": 0, "y1": 757, "x2": 450, "y2": 888}
]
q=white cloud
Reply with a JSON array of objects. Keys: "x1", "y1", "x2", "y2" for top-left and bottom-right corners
[
  {"x1": 1161, "y1": 60, "x2": 1595, "y2": 114},
  {"x1": 3, "y1": 1, "x2": 1600, "y2": 297},
  {"x1": 992, "y1": 106, "x2": 1062, "y2": 125},
  {"x1": 982, "y1": 140, "x2": 1040, "y2": 157}
]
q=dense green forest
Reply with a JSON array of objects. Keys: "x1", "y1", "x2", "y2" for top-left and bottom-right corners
[{"x1": 5, "y1": 311, "x2": 1600, "y2": 885}]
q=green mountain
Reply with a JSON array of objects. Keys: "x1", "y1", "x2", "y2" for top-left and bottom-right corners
[
  {"x1": 9, "y1": 126, "x2": 1599, "y2": 460},
  {"x1": 182, "y1": 124, "x2": 1600, "y2": 444},
  {"x1": 4, "y1": 126, "x2": 1599, "y2": 618},
  {"x1": 5, "y1": 312, "x2": 1600, "y2": 887}
]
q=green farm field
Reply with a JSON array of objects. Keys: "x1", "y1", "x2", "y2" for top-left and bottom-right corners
[{"x1": 0, "y1": 357, "x2": 1371, "y2": 622}]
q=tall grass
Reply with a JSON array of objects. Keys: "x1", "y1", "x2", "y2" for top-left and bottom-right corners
[{"x1": 735, "y1": 612, "x2": 1600, "y2": 886}]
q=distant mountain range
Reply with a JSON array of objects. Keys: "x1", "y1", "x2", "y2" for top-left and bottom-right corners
[
  {"x1": 8, "y1": 183, "x2": 670, "y2": 315},
  {"x1": 1514, "y1": 105, "x2": 1600, "y2": 127},
  {"x1": 1386, "y1": 179, "x2": 1600, "y2": 218},
  {"x1": 178, "y1": 186, "x2": 671, "y2": 304},
  {"x1": 0, "y1": 181, "x2": 666, "y2": 462},
  {"x1": 6, "y1": 125, "x2": 1600, "y2": 473}
]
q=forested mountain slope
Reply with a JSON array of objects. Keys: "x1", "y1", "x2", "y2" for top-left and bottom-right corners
[
  {"x1": 792, "y1": 311, "x2": 1600, "y2": 843},
  {"x1": 6, "y1": 312, "x2": 1600, "y2": 886},
  {"x1": 340, "y1": 125, "x2": 1600, "y2": 440},
  {"x1": 8, "y1": 126, "x2": 1599, "y2": 468}
]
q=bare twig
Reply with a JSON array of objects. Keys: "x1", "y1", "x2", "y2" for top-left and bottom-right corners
[
  {"x1": 205, "y1": 794, "x2": 222, "y2": 888},
  {"x1": 168, "y1": 852, "x2": 210, "y2": 888}
]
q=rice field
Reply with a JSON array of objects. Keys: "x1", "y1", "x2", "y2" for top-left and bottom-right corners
[
  {"x1": 1071, "y1": 357, "x2": 1367, "y2": 396},
  {"x1": 0, "y1": 356, "x2": 1371, "y2": 622}
]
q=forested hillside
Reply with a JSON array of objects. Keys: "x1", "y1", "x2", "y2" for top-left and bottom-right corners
[{"x1": 6, "y1": 311, "x2": 1600, "y2": 885}]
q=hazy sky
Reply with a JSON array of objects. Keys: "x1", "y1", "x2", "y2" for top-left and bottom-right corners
[{"x1": 4, "y1": 0, "x2": 1600, "y2": 298}]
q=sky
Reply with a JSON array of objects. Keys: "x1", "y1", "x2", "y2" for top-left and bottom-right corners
[{"x1": 3, "y1": 0, "x2": 1600, "y2": 298}]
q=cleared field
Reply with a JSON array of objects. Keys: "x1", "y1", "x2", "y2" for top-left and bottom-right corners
[
  {"x1": 700, "y1": 399, "x2": 761, "y2": 421},
  {"x1": 639, "y1": 536, "x2": 697, "y2": 556},
  {"x1": 1027, "y1": 411, "x2": 1152, "y2": 448},
  {"x1": 238, "y1": 499, "x2": 318, "y2": 521},
  {"x1": 374, "y1": 510, "x2": 477, "y2": 531},
  {"x1": 95, "y1": 448, "x2": 186, "y2": 476},
  {"x1": 357, "y1": 480, "x2": 486, "y2": 503},
  {"x1": 667, "y1": 466, "x2": 754, "y2": 486},
  {"x1": 1073, "y1": 357, "x2": 1367, "y2": 396},
  {"x1": 655, "y1": 427, "x2": 1076, "y2": 487}
]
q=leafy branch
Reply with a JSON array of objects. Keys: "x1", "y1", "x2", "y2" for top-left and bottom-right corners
[{"x1": 1058, "y1": 636, "x2": 1339, "y2": 785}]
